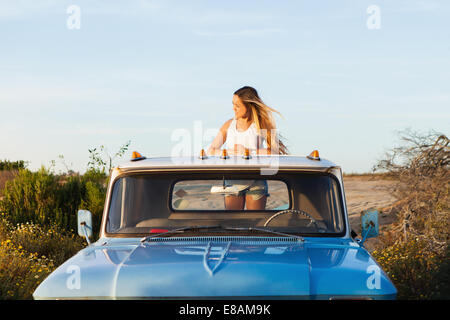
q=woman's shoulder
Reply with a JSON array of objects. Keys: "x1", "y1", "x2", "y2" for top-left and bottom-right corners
[{"x1": 221, "y1": 118, "x2": 234, "y2": 132}]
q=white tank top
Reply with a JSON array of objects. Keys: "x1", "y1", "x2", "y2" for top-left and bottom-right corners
[{"x1": 225, "y1": 118, "x2": 265, "y2": 152}]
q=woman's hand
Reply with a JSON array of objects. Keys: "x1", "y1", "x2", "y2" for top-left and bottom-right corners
[
  {"x1": 207, "y1": 148, "x2": 222, "y2": 156},
  {"x1": 256, "y1": 148, "x2": 272, "y2": 155},
  {"x1": 209, "y1": 144, "x2": 272, "y2": 156}
]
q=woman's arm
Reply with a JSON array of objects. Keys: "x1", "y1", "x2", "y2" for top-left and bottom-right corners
[{"x1": 207, "y1": 119, "x2": 233, "y2": 155}]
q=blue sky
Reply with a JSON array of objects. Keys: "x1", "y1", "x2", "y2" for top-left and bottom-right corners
[{"x1": 0, "y1": 0, "x2": 449, "y2": 173}]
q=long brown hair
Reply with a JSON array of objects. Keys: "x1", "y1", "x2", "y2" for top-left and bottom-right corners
[{"x1": 234, "y1": 86, "x2": 289, "y2": 155}]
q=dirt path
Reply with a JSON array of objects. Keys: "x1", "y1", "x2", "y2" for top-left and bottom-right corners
[{"x1": 343, "y1": 176, "x2": 399, "y2": 232}]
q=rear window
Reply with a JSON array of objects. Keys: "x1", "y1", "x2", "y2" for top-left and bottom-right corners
[{"x1": 171, "y1": 179, "x2": 289, "y2": 211}]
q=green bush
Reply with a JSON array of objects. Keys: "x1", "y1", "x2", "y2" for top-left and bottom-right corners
[
  {"x1": 0, "y1": 143, "x2": 128, "y2": 300},
  {"x1": 373, "y1": 238, "x2": 450, "y2": 299},
  {"x1": 8, "y1": 222, "x2": 86, "y2": 266},
  {"x1": 0, "y1": 167, "x2": 107, "y2": 235},
  {"x1": 80, "y1": 169, "x2": 108, "y2": 237},
  {"x1": 0, "y1": 160, "x2": 26, "y2": 171},
  {"x1": 0, "y1": 218, "x2": 85, "y2": 300}
]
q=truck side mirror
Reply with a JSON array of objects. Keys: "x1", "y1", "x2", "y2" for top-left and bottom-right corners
[
  {"x1": 360, "y1": 210, "x2": 379, "y2": 246},
  {"x1": 77, "y1": 210, "x2": 93, "y2": 245}
]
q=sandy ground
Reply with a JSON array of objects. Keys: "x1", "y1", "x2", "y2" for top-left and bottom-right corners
[{"x1": 343, "y1": 175, "x2": 398, "y2": 233}]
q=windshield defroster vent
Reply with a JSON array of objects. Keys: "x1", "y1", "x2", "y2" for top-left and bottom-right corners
[{"x1": 142, "y1": 236, "x2": 301, "y2": 243}]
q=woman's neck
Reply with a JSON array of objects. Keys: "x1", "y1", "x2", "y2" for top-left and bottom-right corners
[
  {"x1": 235, "y1": 117, "x2": 252, "y2": 132},
  {"x1": 236, "y1": 116, "x2": 251, "y2": 122},
  {"x1": 236, "y1": 111, "x2": 252, "y2": 123}
]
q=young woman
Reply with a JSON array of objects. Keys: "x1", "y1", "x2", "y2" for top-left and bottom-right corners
[
  {"x1": 207, "y1": 86, "x2": 288, "y2": 210},
  {"x1": 208, "y1": 86, "x2": 288, "y2": 156}
]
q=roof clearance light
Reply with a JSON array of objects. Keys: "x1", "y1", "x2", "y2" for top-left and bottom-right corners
[
  {"x1": 242, "y1": 148, "x2": 252, "y2": 160},
  {"x1": 220, "y1": 149, "x2": 229, "y2": 159},
  {"x1": 307, "y1": 150, "x2": 320, "y2": 161},
  {"x1": 199, "y1": 149, "x2": 208, "y2": 160},
  {"x1": 131, "y1": 151, "x2": 146, "y2": 161}
]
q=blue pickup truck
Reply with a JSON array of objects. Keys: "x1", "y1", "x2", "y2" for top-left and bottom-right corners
[{"x1": 33, "y1": 151, "x2": 396, "y2": 299}]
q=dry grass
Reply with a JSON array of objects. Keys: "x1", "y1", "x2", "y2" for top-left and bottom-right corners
[
  {"x1": 373, "y1": 130, "x2": 449, "y2": 248},
  {"x1": 370, "y1": 130, "x2": 449, "y2": 299}
]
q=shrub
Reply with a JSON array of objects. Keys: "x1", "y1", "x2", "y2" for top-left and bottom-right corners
[
  {"x1": 0, "y1": 239, "x2": 54, "y2": 300},
  {"x1": 0, "y1": 171, "x2": 18, "y2": 197},
  {"x1": 373, "y1": 130, "x2": 449, "y2": 299},
  {"x1": 8, "y1": 222, "x2": 86, "y2": 266},
  {"x1": 0, "y1": 160, "x2": 27, "y2": 171},
  {"x1": 0, "y1": 167, "x2": 107, "y2": 235},
  {"x1": 87, "y1": 140, "x2": 130, "y2": 174},
  {"x1": 374, "y1": 130, "x2": 449, "y2": 246},
  {"x1": 373, "y1": 238, "x2": 450, "y2": 299},
  {"x1": 0, "y1": 143, "x2": 129, "y2": 300},
  {"x1": 0, "y1": 218, "x2": 85, "y2": 300}
]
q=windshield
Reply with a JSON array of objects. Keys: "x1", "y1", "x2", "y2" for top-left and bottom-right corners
[{"x1": 105, "y1": 171, "x2": 345, "y2": 236}]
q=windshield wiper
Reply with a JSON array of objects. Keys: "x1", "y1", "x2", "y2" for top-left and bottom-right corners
[
  {"x1": 140, "y1": 225, "x2": 222, "y2": 242},
  {"x1": 140, "y1": 225, "x2": 304, "y2": 242},
  {"x1": 222, "y1": 227, "x2": 304, "y2": 241}
]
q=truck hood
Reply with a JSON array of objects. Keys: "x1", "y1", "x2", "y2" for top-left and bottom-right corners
[{"x1": 33, "y1": 237, "x2": 396, "y2": 299}]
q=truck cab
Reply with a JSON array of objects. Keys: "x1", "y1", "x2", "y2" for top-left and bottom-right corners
[{"x1": 33, "y1": 152, "x2": 397, "y2": 299}]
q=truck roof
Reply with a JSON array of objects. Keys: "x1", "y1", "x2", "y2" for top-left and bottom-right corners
[{"x1": 117, "y1": 155, "x2": 339, "y2": 172}]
